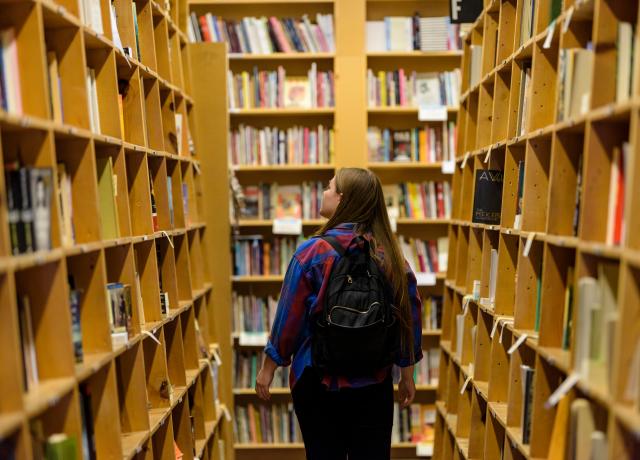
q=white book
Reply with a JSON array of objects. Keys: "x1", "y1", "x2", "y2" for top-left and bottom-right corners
[
  {"x1": 317, "y1": 14, "x2": 335, "y2": 52},
  {"x1": 301, "y1": 15, "x2": 318, "y2": 53},
  {"x1": 437, "y1": 237, "x2": 448, "y2": 272},
  {"x1": 1, "y1": 28, "x2": 22, "y2": 115},
  {"x1": 455, "y1": 314, "x2": 465, "y2": 358},
  {"x1": 387, "y1": 17, "x2": 413, "y2": 52},
  {"x1": 575, "y1": 277, "x2": 599, "y2": 376},
  {"x1": 415, "y1": 73, "x2": 442, "y2": 107},
  {"x1": 606, "y1": 146, "x2": 620, "y2": 245},
  {"x1": 87, "y1": 0, "x2": 104, "y2": 34},
  {"x1": 174, "y1": 113, "x2": 183, "y2": 155},
  {"x1": 616, "y1": 22, "x2": 633, "y2": 103},
  {"x1": 109, "y1": 5, "x2": 124, "y2": 53},
  {"x1": 257, "y1": 18, "x2": 272, "y2": 54},
  {"x1": 489, "y1": 249, "x2": 499, "y2": 305},
  {"x1": 366, "y1": 21, "x2": 386, "y2": 52}
]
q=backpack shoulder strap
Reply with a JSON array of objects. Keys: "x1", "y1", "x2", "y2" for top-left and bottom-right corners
[{"x1": 319, "y1": 235, "x2": 346, "y2": 257}]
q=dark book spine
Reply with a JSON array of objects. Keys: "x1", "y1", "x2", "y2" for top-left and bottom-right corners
[
  {"x1": 69, "y1": 289, "x2": 83, "y2": 363},
  {"x1": 5, "y1": 167, "x2": 21, "y2": 254},
  {"x1": 18, "y1": 168, "x2": 34, "y2": 253}
]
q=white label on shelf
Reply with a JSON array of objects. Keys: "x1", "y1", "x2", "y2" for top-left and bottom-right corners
[
  {"x1": 490, "y1": 318, "x2": 501, "y2": 339},
  {"x1": 273, "y1": 218, "x2": 303, "y2": 235},
  {"x1": 416, "y1": 273, "x2": 437, "y2": 286},
  {"x1": 222, "y1": 404, "x2": 232, "y2": 422},
  {"x1": 543, "y1": 20, "x2": 556, "y2": 49},
  {"x1": 523, "y1": 232, "x2": 536, "y2": 257},
  {"x1": 211, "y1": 347, "x2": 223, "y2": 366},
  {"x1": 563, "y1": 7, "x2": 575, "y2": 33},
  {"x1": 507, "y1": 333, "x2": 528, "y2": 354},
  {"x1": 142, "y1": 330, "x2": 161, "y2": 345},
  {"x1": 461, "y1": 151, "x2": 470, "y2": 169},
  {"x1": 416, "y1": 443, "x2": 434, "y2": 457},
  {"x1": 462, "y1": 295, "x2": 472, "y2": 315},
  {"x1": 460, "y1": 375, "x2": 472, "y2": 394},
  {"x1": 484, "y1": 145, "x2": 492, "y2": 164},
  {"x1": 545, "y1": 372, "x2": 581, "y2": 409},
  {"x1": 238, "y1": 332, "x2": 269, "y2": 346},
  {"x1": 441, "y1": 160, "x2": 456, "y2": 174},
  {"x1": 418, "y1": 105, "x2": 448, "y2": 121}
]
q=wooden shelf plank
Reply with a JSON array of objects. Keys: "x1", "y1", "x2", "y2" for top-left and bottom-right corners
[
  {"x1": 367, "y1": 106, "x2": 459, "y2": 114},
  {"x1": 229, "y1": 108, "x2": 335, "y2": 116},
  {"x1": 229, "y1": 52, "x2": 334, "y2": 60},
  {"x1": 237, "y1": 219, "x2": 326, "y2": 227},
  {"x1": 232, "y1": 164, "x2": 335, "y2": 172},
  {"x1": 122, "y1": 431, "x2": 151, "y2": 460},
  {"x1": 367, "y1": 51, "x2": 463, "y2": 58},
  {"x1": 23, "y1": 377, "x2": 77, "y2": 418},
  {"x1": 232, "y1": 275, "x2": 286, "y2": 283}
]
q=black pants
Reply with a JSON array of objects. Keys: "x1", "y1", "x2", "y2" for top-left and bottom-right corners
[{"x1": 291, "y1": 369, "x2": 393, "y2": 460}]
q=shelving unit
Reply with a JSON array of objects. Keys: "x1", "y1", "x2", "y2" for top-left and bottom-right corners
[
  {"x1": 0, "y1": 0, "x2": 228, "y2": 458},
  {"x1": 434, "y1": 0, "x2": 640, "y2": 459}
]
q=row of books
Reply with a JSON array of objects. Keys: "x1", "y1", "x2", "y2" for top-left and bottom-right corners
[
  {"x1": 365, "y1": 16, "x2": 461, "y2": 52},
  {"x1": 367, "y1": 123, "x2": 457, "y2": 163},
  {"x1": 399, "y1": 236, "x2": 448, "y2": 275},
  {"x1": 423, "y1": 296, "x2": 442, "y2": 331},
  {"x1": 468, "y1": 45, "x2": 482, "y2": 88},
  {"x1": 232, "y1": 292, "x2": 277, "y2": 336},
  {"x1": 234, "y1": 403, "x2": 303, "y2": 444},
  {"x1": 391, "y1": 349, "x2": 440, "y2": 386},
  {"x1": 519, "y1": 0, "x2": 536, "y2": 47},
  {"x1": 556, "y1": 47, "x2": 593, "y2": 122},
  {"x1": 392, "y1": 403, "x2": 436, "y2": 444},
  {"x1": 242, "y1": 183, "x2": 324, "y2": 221},
  {"x1": 232, "y1": 235, "x2": 301, "y2": 276},
  {"x1": 234, "y1": 351, "x2": 290, "y2": 389},
  {"x1": 227, "y1": 65, "x2": 334, "y2": 109},
  {"x1": 189, "y1": 14, "x2": 335, "y2": 54},
  {"x1": 5, "y1": 164, "x2": 53, "y2": 255},
  {"x1": 383, "y1": 182, "x2": 452, "y2": 220},
  {"x1": 367, "y1": 69, "x2": 460, "y2": 108},
  {"x1": 229, "y1": 125, "x2": 334, "y2": 166}
]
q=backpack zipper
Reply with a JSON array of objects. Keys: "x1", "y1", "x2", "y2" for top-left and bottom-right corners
[{"x1": 328, "y1": 302, "x2": 381, "y2": 324}]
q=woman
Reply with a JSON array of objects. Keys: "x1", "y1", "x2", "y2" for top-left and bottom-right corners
[{"x1": 255, "y1": 168, "x2": 422, "y2": 459}]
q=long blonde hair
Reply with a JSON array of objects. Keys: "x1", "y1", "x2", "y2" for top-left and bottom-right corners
[{"x1": 316, "y1": 168, "x2": 414, "y2": 360}]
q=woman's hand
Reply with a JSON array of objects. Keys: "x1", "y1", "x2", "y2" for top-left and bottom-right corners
[
  {"x1": 255, "y1": 356, "x2": 277, "y2": 401},
  {"x1": 398, "y1": 366, "x2": 416, "y2": 409}
]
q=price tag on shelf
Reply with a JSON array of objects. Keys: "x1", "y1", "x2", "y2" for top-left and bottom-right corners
[
  {"x1": 418, "y1": 105, "x2": 448, "y2": 122},
  {"x1": 441, "y1": 160, "x2": 456, "y2": 174},
  {"x1": 545, "y1": 372, "x2": 580, "y2": 409},
  {"x1": 273, "y1": 218, "x2": 303, "y2": 235},
  {"x1": 543, "y1": 20, "x2": 557, "y2": 49},
  {"x1": 563, "y1": 7, "x2": 575, "y2": 33},
  {"x1": 416, "y1": 443, "x2": 434, "y2": 457},
  {"x1": 461, "y1": 151, "x2": 470, "y2": 169},
  {"x1": 507, "y1": 333, "x2": 528, "y2": 354},
  {"x1": 238, "y1": 332, "x2": 268, "y2": 347},
  {"x1": 416, "y1": 273, "x2": 437, "y2": 286},
  {"x1": 484, "y1": 145, "x2": 493, "y2": 164},
  {"x1": 523, "y1": 232, "x2": 536, "y2": 257}
]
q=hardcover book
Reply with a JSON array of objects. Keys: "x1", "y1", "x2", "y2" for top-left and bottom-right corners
[{"x1": 472, "y1": 169, "x2": 503, "y2": 224}]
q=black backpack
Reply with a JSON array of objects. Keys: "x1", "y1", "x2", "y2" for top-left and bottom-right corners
[{"x1": 311, "y1": 235, "x2": 400, "y2": 376}]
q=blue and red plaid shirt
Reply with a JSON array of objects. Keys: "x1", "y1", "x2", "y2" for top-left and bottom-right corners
[{"x1": 265, "y1": 223, "x2": 423, "y2": 390}]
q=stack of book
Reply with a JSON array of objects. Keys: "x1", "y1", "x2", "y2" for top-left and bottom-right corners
[
  {"x1": 234, "y1": 351, "x2": 289, "y2": 388},
  {"x1": 232, "y1": 235, "x2": 301, "y2": 276},
  {"x1": 232, "y1": 292, "x2": 278, "y2": 337},
  {"x1": 241, "y1": 183, "x2": 324, "y2": 221},
  {"x1": 365, "y1": 16, "x2": 461, "y2": 52},
  {"x1": 367, "y1": 69, "x2": 460, "y2": 108},
  {"x1": 4, "y1": 164, "x2": 53, "y2": 255},
  {"x1": 563, "y1": 399, "x2": 608, "y2": 459},
  {"x1": 383, "y1": 182, "x2": 452, "y2": 220},
  {"x1": 392, "y1": 403, "x2": 436, "y2": 444},
  {"x1": 229, "y1": 124, "x2": 334, "y2": 166},
  {"x1": 423, "y1": 296, "x2": 443, "y2": 331},
  {"x1": 106, "y1": 282, "x2": 134, "y2": 347},
  {"x1": 190, "y1": 14, "x2": 335, "y2": 53},
  {"x1": 468, "y1": 45, "x2": 483, "y2": 88},
  {"x1": 391, "y1": 348, "x2": 440, "y2": 385},
  {"x1": 17, "y1": 295, "x2": 38, "y2": 391},
  {"x1": 234, "y1": 403, "x2": 303, "y2": 444},
  {"x1": 0, "y1": 28, "x2": 22, "y2": 114},
  {"x1": 398, "y1": 236, "x2": 448, "y2": 274},
  {"x1": 367, "y1": 123, "x2": 456, "y2": 163},
  {"x1": 556, "y1": 47, "x2": 594, "y2": 122},
  {"x1": 80, "y1": 0, "x2": 104, "y2": 34},
  {"x1": 227, "y1": 64, "x2": 334, "y2": 109}
]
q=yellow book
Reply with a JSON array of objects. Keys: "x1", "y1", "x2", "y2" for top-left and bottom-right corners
[
  {"x1": 409, "y1": 183, "x2": 424, "y2": 219},
  {"x1": 47, "y1": 51, "x2": 63, "y2": 123},
  {"x1": 241, "y1": 71, "x2": 250, "y2": 108},
  {"x1": 378, "y1": 71, "x2": 386, "y2": 106},
  {"x1": 419, "y1": 128, "x2": 427, "y2": 163},
  {"x1": 96, "y1": 156, "x2": 120, "y2": 239},
  {"x1": 117, "y1": 94, "x2": 125, "y2": 139}
]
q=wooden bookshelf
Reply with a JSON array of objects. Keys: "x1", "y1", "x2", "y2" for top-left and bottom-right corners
[
  {"x1": 0, "y1": 0, "x2": 228, "y2": 458},
  {"x1": 435, "y1": 0, "x2": 640, "y2": 460}
]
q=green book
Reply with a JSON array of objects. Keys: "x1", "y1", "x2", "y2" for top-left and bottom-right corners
[
  {"x1": 562, "y1": 267, "x2": 575, "y2": 350},
  {"x1": 550, "y1": 0, "x2": 562, "y2": 23},
  {"x1": 45, "y1": 434, "x2": 77, "y2": 460},
  {"x1": 95, "y1": 156, "x2": 120, "y2": 240},
  {"x1": 132, "y1": 2, "x2": 141, "y2": 61}
]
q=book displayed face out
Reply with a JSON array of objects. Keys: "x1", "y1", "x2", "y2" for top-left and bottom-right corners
[{"x1": 472, "y1": 169, "x2": 503, "y2": 225}]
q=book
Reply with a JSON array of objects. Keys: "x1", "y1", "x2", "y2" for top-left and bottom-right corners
[
  {"x1": 606, "y1": 143, "x2": 627, "y2": 245},
  {"x1": 513, "y1": 160, "x2": 525, "y2": 229},
  {"x1": 232, "y1": 235, "x2": 300, "y2": 276},
  {"x1": 517, "y1": 62, "x2": 532, "y2": 135},
  {"x1": 455, "y1": 314, "x2": 465, "y2": 358},
  {"x1": 472, "y1": 169, "x2": 503, "y2": 224},
  {"x1": 366, "y1": 21, "x2": 385, "y2": 52},
  {"x1": 45, "y1": 434, "x2": 77, "y2": 460},
  {"x1": 86, "y1": 67, "x2": 101, "y2": 133},
  {"x1": 57, "y1": 163, "x2": 75, "y2": 247},
  {"x1": 30, "y1": 167, "x2": 53, "y2": 252},
  {"x1": 569, "y1": 49, "x2": 594, "y2": 119},
  {"x1": 616, "y1": 22, "x2": 634, "y2": 103},
  {"x1": 415, "y1": 73, "x2": 444, "y2": 107},
  {"x1": 18, "y1": 295, "x2": 38, "y2": 391},
  {"x1": 18, "y1": 167, "x2": 35, "y2": 253},
  {"x1": 132, "y1": 3, "x2": 141, "y2": 61},
  {"x1": 79, "y1": 384, "x2": 97, "y2": 460},
  {"x1": 106, "y1": 283, "x2": 133, "y2": 338},
  {"x1": 567, "y1": 399, "x2": 595, "y2": 460},
  {"x1": 283, "y1": 77, "x2": 310, "y2": 108},
  {"x1": 82, "y1": 0, "x2": 104, "y2": 34},
  {"x1": 534, "y1": 258, "x2": 543, "y2": 331},
  {"x1": 572, "y1": 154, "x2": 583, "y2": 236},
  {"x1": 5, "y1": 162, "x2": 21, "y2": 254},
  {"x1": 274, "y1": 185, "x2": 302, "y2": 220},
  {"x1": 150, "y1": 176, "x2": 158, "y2": 231},
  {"x1": 488, "y1": 248, "x2": 498, "y2": 305},
  {"x1": 520, "y1": 365, "x2": 535, "y2": 444},
  {"x1": 96, "y1": 156, "x2": 120, "y2": 240},
  {"x1": 561, "y1": 266, "x2": 574, "y2": 350},
  {"x1": 69, "y1": 282, "x2": 83, "y2": 363},
  {"x1": 1, "y1": 28, "x2": 23, "y2": 115},
  {"x1": 46, "y1": 51, "x2": 63, "y2": 122},
  {"x1": 167, "y1": 176, "x2": 174, "y2": 227},
  {"x1": 367, "y1": 69, "x2": 460, "y2": 108},
  {"x1": 469, "y1": 45, "x2": 483, "y2": 87},
  {"x1": 575, "y1": 277, "x2": 598, "y2": 376}
]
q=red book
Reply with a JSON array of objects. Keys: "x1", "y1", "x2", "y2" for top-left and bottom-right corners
[
  {"x1": 314, "y1": 25, "x2": 330, "y2": 52},
  {"x1": 269, "y1": 17, "x2": 292, "y2": 52},
  {"x1": 428, "y1": 240, "x2": 439, "y2": 273},
  {"x1": 304, "y1": 127, "x2": 310, "y2": 163},
  {"x1": 436, "y1": 182, "x2": 445, "y2": 218},
  {"x1": 398, "y1": 68, "x2": 406, "y2": 106},
  {"x1": 199, "y1": 16, "x2": 212, "y2": 42},
  {"x1": 613, "y1": 144, "x2": 627, "y2": 244}
]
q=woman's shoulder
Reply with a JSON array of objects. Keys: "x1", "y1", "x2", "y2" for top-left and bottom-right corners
[{"x1": 294, "y1": 235, "x2": 342, "y2": 269}]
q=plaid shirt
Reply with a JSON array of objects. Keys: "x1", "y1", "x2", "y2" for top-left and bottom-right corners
[{"x1": 265, "y1": 223, "x2": 423, "y2": 390}]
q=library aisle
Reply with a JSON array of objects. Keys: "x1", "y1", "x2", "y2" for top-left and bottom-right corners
[{"x1": 1, "y1": 0, "x2": 638, "y2": 459}]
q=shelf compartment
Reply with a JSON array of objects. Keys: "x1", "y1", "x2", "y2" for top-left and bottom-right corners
[
  {"x1": 483, "y1": 406, "x2": 506, "y2": 460},
  {"x1": 172, "y1": 397, "x2": 195, "y2": 460},
  {"x1": 180, "y1": 307, "x2": 201, "y2": 370},
  {"x1": 117, "y1": 67, "x2": 148, "y2": 146},
  {"x1": 159, "y1": 89, "x2": 178, "y2": 155},
  {"x1": 156, "y1": 233, "x2": 180, "y2": 315},
  {"x1": 487, "y1": 326, "x2": 512, "y2": 404},
  {"x1": 527, "y1": 32, "x2": 559, "y2": 132},
  {"x1": 153, "y1": 15, "x2": 172, "y2": 82},
  {"x1": 151, "y1": 408, "x2": 176, "y2": 460},
  {"x1": 476, "y1": 79, "x2": 495, "y2": 149},
  {"x1": 173, "y1": 233, "x2": 193, "y2": 301},
  {"x1": 116, "y1": 341, "x2": 151, "y2": 435},
  {"x1": 468, "y1": 387, "x2": 488, "y2": 459},
  {"x1": 466, "y1": 227, "x2": 484, "y2": 294},
  {"x1": 0, "y1": 273, "x2": 23, "y2": 413},
  {"x1": 134, "y1": 239, "x2": 163, "y2": 323},
  {"x1": 479, "y1": 228, "x2": 499, "y2": 301},
  {"x1": 166, "y1": 159, "x2": 186, "y2": 229},
  {"x1": 504, "y1": 339, "x2": 535, "y2": 436},
  {"x1": 546, "y1": 126, "x2": 586, "y2": 237},
  {"x1": 495, "y1": 232, "x2": 518, "y2": 316},
  {"x1": 513, "y1": 238, "x2": 543, "y2": 332},
  {"x1": 85, "y1": 47, "x2": 122, "y2": 137},
  {"x1": 105, "y1": 243, "x2": 144, "y2": 336},
  {"x1": 133, "y1": 0, "x2": 159, "y2": 70},
  {"x1": 491, "y1": 68, "x2": 512, "y2": 144},
  {"x1": 446, "y1": 225, "x2": 459, "y2": 282},
  {"x1": 143, "y1": 326, "x2": 171, "y2": 410},
  {"x1": 125, "y1": 149, "x2": 154, "y2": 236},
  {"x1": 187, "y1": 229, "x2": 205, "y2": 292},
  {"x1": 148, "y1": 156, "x2": 171, "y2": 231},
  {"x1": 501, "y1": 144, "x2": 525, "y2": 230},
  {"x1": 66, "y1": 249, "x2": 112, "y2": 358},
  {"x1": 496, "y1": 0, "x2": 517, "y2": 63},
  {"x1": 528, "y1": 355, "x2": 564, "y2": 458},
  {"x1": 164, "y1": 316, "x2": 187, "y2": 388},
  {"x1": 455, "y1": 226, "x2": 470, "y2": 287},
  {"x1": 142, "y1": 77, "x2": 165, "y2": 151},
  {"x1": 168, "y1": 30, "x2": 184, "y2": 88},
  {"x1": 81, "y1": 362, "x2": 125, "y2": 458},
  {"x1": 521, "y1": 134, "x2": 551, "y2": 232}
]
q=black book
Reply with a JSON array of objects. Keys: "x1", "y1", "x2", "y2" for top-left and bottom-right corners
[
  {"x1": 521, "y1": 365, "x2": 535, "y2": 444},
  {"x1": 18, "y1": 167, "x2": 35, "y2": 253},
  {"x1": 79, "y1": 383, "x2": 97, "y2": 460},
  {"x1": 472, "y1": 169, "x2": 503, "y2": 224},
  {"x1": 68, "y1": 276, "x2": 84, "y2": 363},
  {"x1": 30, "y1": 167, "x2": 53, "y2": 252},
  {"x1": 5, "y1": 162, "x2": 21, "y2": 254}
]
